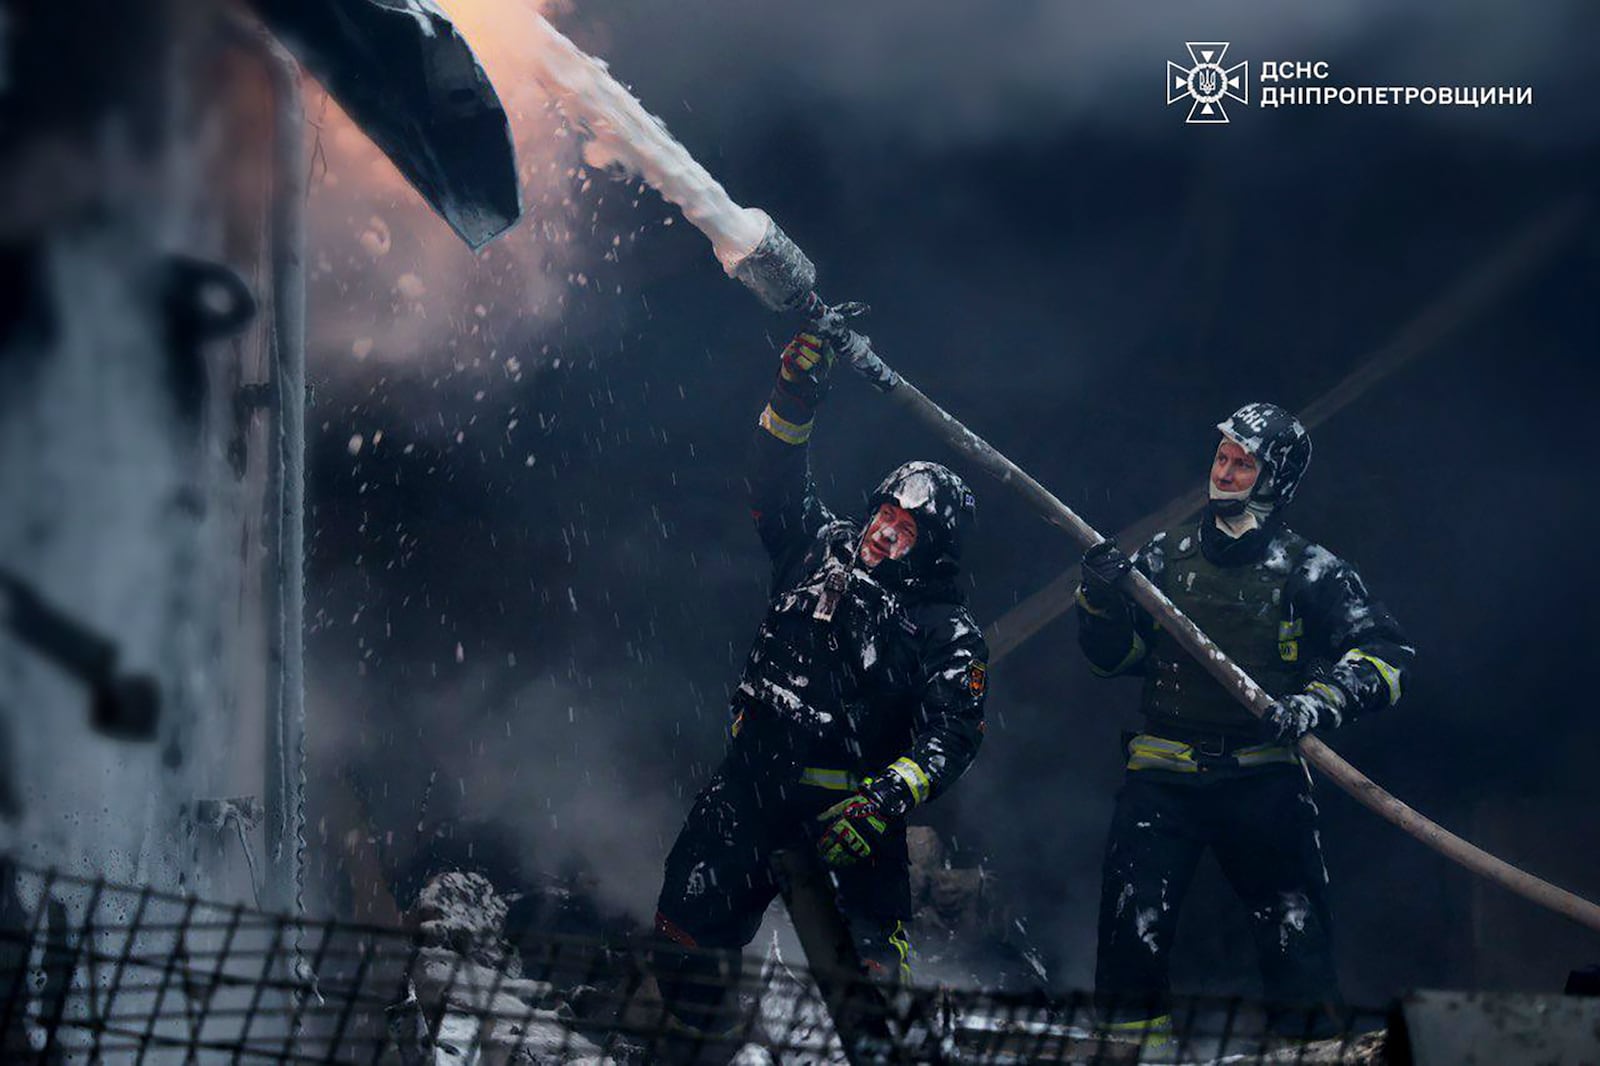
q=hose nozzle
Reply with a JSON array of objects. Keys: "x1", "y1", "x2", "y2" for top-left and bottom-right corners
[{"x1": 726, "y1": 212, "x2": 817, "y2": 312}]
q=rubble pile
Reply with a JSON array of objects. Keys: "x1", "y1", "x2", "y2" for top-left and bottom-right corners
[
  {"x1": 392, "y1": 870, "x2": 613, "y2": 1065},
  {"x1": 393, "y1": 867, "x2": 876, "y2": 1064},
  {"x1": 1259, "y1": 1029, "x2": 1387, "y2": 1064},
  {"x1": 389, "y1": 864, "x2": 1384, "y2": 1065}
]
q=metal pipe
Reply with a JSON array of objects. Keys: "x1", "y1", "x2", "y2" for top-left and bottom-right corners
[{"x1": 224, "y1": 14, "x2": 307, "y2": 932}]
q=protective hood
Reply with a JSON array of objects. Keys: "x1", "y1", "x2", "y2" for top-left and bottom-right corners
[{"x1": 863, "y1": 460, "x2": 975, "y2": 583}]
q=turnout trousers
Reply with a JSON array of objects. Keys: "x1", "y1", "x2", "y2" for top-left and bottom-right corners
[
  {"x1": 1094, "y1": 766, "x2": 1339, "y2": 1020},
  {"x1": 653, "y1": 744, "x2": 912, "y2": 1036}
]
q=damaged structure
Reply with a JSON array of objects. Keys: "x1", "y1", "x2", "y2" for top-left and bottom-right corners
[{"x1": 0, "y1": 0, "x2": 518, "y2": 1055}]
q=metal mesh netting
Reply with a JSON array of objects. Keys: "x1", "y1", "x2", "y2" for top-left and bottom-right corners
[{"x1": 0, "y1": 858, "x2": 1387, "y2": 1064}]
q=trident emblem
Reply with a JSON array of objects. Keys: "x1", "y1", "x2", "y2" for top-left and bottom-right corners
[{"x1": 1167, "y1": 43, "x2": 1249, "y2": 124}]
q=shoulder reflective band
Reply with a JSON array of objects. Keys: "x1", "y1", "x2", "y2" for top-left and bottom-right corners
[
  {"x1": 759, "y1": 403, "x2": 813, "y2": 444},
  {"x1": 887, "y1": 756, "x2": 932, "y2": 805},
  {"x1": 799, "y1": 767, "x2": 861, "y2": 791},
  {"x1": 1342, "y1": 649, "x2": 1403, "y2": 705}
]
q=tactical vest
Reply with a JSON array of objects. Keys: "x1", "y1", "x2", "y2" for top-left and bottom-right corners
[{"x1": 1141, "y1": 522, "x2": 1309, "y2": 737}]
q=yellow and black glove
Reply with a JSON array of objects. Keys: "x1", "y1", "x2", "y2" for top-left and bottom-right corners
[
  {"x1": 814, "y1": 767, "x2": 922, "y2": 868},
  {"x1": 815, "y1": 792, "x2": 889, "y2": 868},
  {"x1": 776, "y1": 331, "x2": 836, "y2": 408}
]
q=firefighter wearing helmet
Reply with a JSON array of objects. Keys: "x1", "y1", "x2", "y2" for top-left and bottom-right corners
[
  {"x1": 650, "y1": 331, "x2": 988, "y2": 1052},
  {"x1": 1075, "y1": 403, "x2": 1415, "y2": 1039}
]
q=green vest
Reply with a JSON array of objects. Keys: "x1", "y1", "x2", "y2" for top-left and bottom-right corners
[{"x1": 1141, "y1": 522, "x2": 1309, "y2": 737}]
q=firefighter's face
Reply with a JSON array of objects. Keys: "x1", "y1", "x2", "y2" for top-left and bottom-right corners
[
  {"x1": 1211, "y1": 438, "x2": 1260, "y2": 494},
  {"x1": 859, "y1": 503, "x2": 919, "y2": 568}
]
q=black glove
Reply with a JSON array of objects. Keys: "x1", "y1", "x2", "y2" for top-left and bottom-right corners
[
  {"x1": 1079, "y1": 540, "x2": 1132, "y2": 611},
  {"x1": 1260, "y1": 680, "x2": 1349, "y2": 744}
]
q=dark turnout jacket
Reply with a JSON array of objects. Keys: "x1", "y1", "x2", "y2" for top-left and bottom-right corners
[
  {"x1": 732, "y1": 385, "x2": 988, "y2": 806},
  {"x1": 1078, "y1": 516, "x2": 1413, "y2": 743}
]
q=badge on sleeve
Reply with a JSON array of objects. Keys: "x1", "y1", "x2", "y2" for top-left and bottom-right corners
[{"x1": 966, "y1": 661, "x2": 988, "y2": 696}]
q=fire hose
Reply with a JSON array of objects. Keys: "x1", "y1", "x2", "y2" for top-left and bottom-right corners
[{"x1": 509, "y1": 7, "x2": 1600, "y2": 937}]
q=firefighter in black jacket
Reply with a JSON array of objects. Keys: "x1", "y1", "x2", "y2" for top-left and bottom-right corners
[
  {"x1": 1076, "y1": 403, "x2": 1414, "y2": 1037},
  {"x1": 652, "y1": 331, "x2": 989, "y2": 1039}
]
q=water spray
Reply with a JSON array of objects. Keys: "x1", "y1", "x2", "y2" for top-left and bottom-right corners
[{"x1": 511, "y1": 7, "x2": 1600, "y2": 936}]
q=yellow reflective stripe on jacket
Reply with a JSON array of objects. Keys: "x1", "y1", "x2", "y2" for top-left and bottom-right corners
[
  {"x1": 1342, "y1": 648, "x2": 1403, "y2": 705},
  {"x1": 1125, "y1": 734, "x2": 1298, "y2": 772},
  {"x1": 887, "y1": 757, "x2": 932, "y2": 806},
  {"x1": 1125, "y1": 734, "x2": 1198, "y2": 773},
  {"x1": 798, "y1": 767, "x2": 861, "y2": 791},
  {"x1": 1233, "y1": 741, "x2": 1300, "y2": 767},
  {"x1": 1074, "y1": 586, "x2": 1112, "y2": 618},
  {"x1": 758, "y1": 403, "x2": 813, "y2": 444},
  {"x1": 1304, "y1": 681, "x2": 1347, "y2": 716},
  {"x1": 1090, "y1": 631, "x2": 1148, "y2": 678}
]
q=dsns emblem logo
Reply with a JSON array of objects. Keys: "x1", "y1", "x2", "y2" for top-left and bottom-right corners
[{"x1": 1167, "y1": 43, "x2": 1248, "y2": 124}]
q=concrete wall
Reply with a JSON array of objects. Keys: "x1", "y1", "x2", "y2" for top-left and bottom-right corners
[{"x1": 0, "y1": 0, "x2": 300, "y2": 915}]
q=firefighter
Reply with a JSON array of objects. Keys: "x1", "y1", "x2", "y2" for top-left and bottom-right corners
[
  {"x1": 651, "y1": 331, "x2": 989, "y2": 1044},
  {"x1": 1076, "y1": 402, "x2": 1414, "y2": 1038}
]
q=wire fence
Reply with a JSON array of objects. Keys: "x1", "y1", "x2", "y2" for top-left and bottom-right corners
[{"x1": 0, "y1": 857, "x2": 1388, "y2": 1064}]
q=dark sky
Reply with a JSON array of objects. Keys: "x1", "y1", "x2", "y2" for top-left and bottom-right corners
[{"x1": 302, "y1": 0, "x2": 1600, "y2": 1004}]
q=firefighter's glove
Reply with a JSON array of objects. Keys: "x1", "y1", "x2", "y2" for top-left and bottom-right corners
[
  {"x1": 816, "y1": 793, "x2": 890, "y2": 868},
  {"x1": 777, "y1": 331, "x2": 836, "y2": 408},
  {"x1": 1262, "y1": 681, "x2": 1349, "y2": 744},
  {"x1": 1078, "y1": 540, "x2": 1132, "y2": 614}
]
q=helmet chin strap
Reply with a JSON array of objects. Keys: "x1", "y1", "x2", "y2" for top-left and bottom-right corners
[{"x1": 1208, "y1": 482, "x2": 1274, "y2": 538}]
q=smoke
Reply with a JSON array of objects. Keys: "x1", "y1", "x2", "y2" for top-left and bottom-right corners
[
  {"x1": 303, "y1": 0, "x2": 1595, "y2": 390},
  {"x1": 308, "y1": 647, "x2": 709, "y2": 921},
  {"x1": 429, "y1": 671, "x2": 698, "y2": 918},
  {"x1": 303, "y1": 0, "x2": 655, "y2": 384},
  {"x1": 300, "y1": 0, "x2": 1597, "y2": 380}
]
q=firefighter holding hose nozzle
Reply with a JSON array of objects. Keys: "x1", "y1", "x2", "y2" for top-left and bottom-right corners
[{"x1": 650, "y1": 331, "x2": 989, "y2": 1050}]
